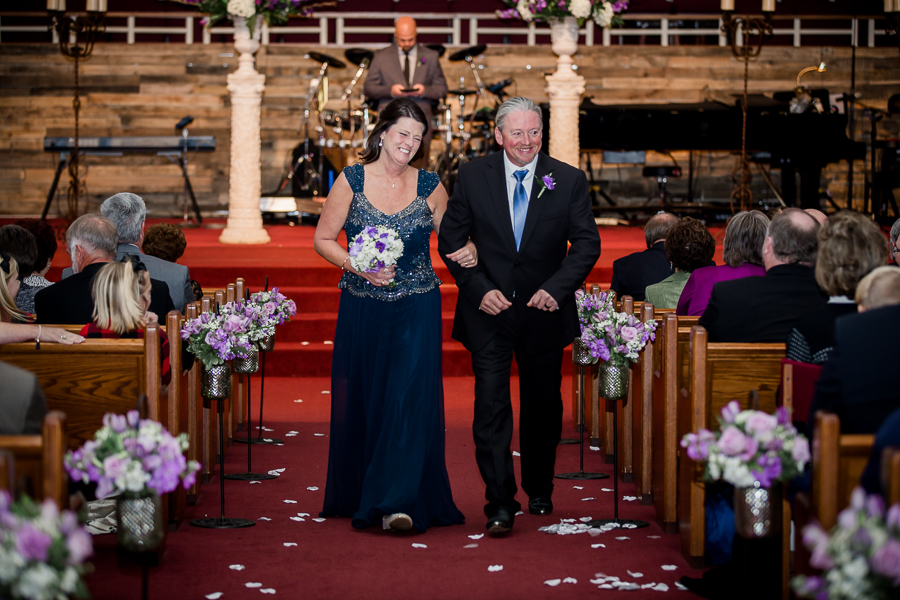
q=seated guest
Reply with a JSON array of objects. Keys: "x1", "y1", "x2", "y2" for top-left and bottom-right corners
[
  {"x1": 82, "y1": 192, "x2": 192, "y2": 312},
  {"x1": 807, "y1": 300, "x2": 900, "y2": 436},
  {"x1": 645, "y1": 217, "x2": 716, "y2": 309},
  {"x1": 677, "y1": 210, "x2": 768, "y2": 316},
  {"x1": 143, "y1": 223, "x2": 203, "y2": 301},
  {"x1": 0, "y1": 360, "x2": 47, "y2": 435},
  {"x1": 785, "y1": 210, "x2": 887, "y2": 364},
  {"x1": 1, "y1": 252, "x2": 30, "y2": 323},
  {"x1": 81, "y1": 259, "x2": 170, "y2": 385},
  {"x1": 14, "y1": 219, "x2": 59, "y2": 313},
  {"x1": 891, "y1": 217, "x2": 900, "y2": 265},
  {"x1": 857, "y1": 265, "x2": 900, "y2": 312},
  {"x1": 699, "y1": 208, "x2": 826, "y2": 343},
  {"x1": 860, "y1": 407, "x2": 900, "y2": 497},
  {"x1": 34, "y1": 214, "x2": 173, "y2": 325},
  {"x1": 610, "y1": 212, "x2": 677, "y2": 301},
  {"x1": 805, "y1": 208, "x2": 828, "y2": 225},
  {"x1": 0, "y1": 322, "x2": 83, "y2": 345},
  {"x1": 0, "y1": 225, "x2": 38, "y2": 317}
]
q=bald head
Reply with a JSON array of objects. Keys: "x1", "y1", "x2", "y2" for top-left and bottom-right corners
[
  {"x1": 804, "y1": 208, "x2": 827, "y2": 225},
  {"x1": 395, "y1": 17, "x2": 417, "y2": 52},
  {"x1": 762, "y1": 207, "x2": 820, "y2": 270},
  {"x1": 644, "y1": 212, "x2": 678, "y2": 248}
]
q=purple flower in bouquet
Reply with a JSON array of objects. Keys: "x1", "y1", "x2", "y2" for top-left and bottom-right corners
[
  {"x1": 558, "y1": 0, "x2": 566, "y2": 7},
  {"x1": 792, "y1": 436, "x2": 810, "y2": 464},
  {"x1": 66, "y1": 527, "x2": 93, "y2": 565},
  {"x1": 620, "y1": 325, "x2": 638, "y2": 343},
  {"x1": 375, "y1": 240, "x2": 386, "y2": 253},
  {"x1": 888, "y1": 504, "x2": 900, "y2": 530},
  {"x1": 717, "y1": 426, "x2": 747, "y2": 457},
  {"x1": 534, "y1": 0, "x2": 547, "y2": 10},
  {"x1": 721, "y1": 400, "x2": 741, "y2": 424},
  {"x1": 867, "y1": 493, "x2": 886, "y2": 520},
  {"x1": 872, "y1": 539, "x2": 900, "y2": 585},
  {"x1": 612, "y1": 0, "x2": 630, "y2": 12},
  {"x1": 745, "y1": 412, "x2": 777, "y2": 438},
  {"x1": 102, "y1": 455, "x2": 129, "y2": 480},
  {"x1": 681, "y1": 429, "x2": 716, "y2": 461},
  {"x1": 17, "y1": 522, "x2": 52, "y2": 562},
  {"x1": 752, "y1": 454, "x2": 782, "y2": 487},
  {"x1": 103, "y1": 412, "x2": 128, "y2": 434},
  {"x1": 776, "y1": 406, "x2": 790, "y2": 426}
]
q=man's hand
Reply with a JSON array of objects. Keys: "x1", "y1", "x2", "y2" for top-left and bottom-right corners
[
  {"x1": 479, "y1": 290, "x2": 512, "y2": 316},
  {"x1": 527, "y1": 289, "x2": 558, "y2": 312},
  {"x1": 391, "y1": 83, "x2": 410, "y2": 97},
  {"x1": 408, "y1": 83, "x2": 425, "y2": 97}
]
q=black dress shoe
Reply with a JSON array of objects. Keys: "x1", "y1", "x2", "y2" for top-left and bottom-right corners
[
  {"x1": 486, "y1": 508, "x2": 514, "y2": 535},
  {"x1": 528, "y1": 497, "x2": 553, "y2": 516}
]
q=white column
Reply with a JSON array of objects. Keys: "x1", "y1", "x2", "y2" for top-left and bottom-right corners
[
  {"x1": 220, "y1": 16, "x2": 270, "y2": 245},
  {"x1": 546, "y1": 18, "x2": 585, "y2": 169}
]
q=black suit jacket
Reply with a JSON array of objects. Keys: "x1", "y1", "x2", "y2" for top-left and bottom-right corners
[
  {"x1": 34, "y1": 262, "x2": 175, "y2": 325},
  {"x1": 609, "y1": 241, "x2": 672, "y2": 302},
  {"x1": 698, "y1": 263, "x2": 826, "y2": 343},
  {"x1": 807, "y1": 304, "x2": 900, "y2": 438},
  {"x1": 437, "y1": 151, "x2": 602, "y2": 353}
]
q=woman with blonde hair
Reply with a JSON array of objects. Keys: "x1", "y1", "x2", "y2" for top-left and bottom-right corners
[
  {"x1": 80, "y1": 257, "x2": 170, "y2": 384},
  {"x1": 1, "y1": 251, "x2": 30, "y2": 323}
]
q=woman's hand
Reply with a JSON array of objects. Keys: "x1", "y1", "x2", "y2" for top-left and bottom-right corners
[
  {"x1": 446, "y1": 240, "x2": 478, "y2": 268},
  {"x1": 143, "y1": 310, "x2": 159, "y2": 325},
  {"x1": 359, "y1": 265, "x2": 396, "y2": 287},
  {"x1": 43, "y1": 326, "x2": 84, "y2": 345}
]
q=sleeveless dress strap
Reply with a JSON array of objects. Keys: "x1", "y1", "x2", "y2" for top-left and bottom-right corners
[
  {"x1": 343, "y1": 163, "x2": 365, "y2": 194},
  {"x1": 417, "y1": 170, "x2": 440, "y2": 199}
]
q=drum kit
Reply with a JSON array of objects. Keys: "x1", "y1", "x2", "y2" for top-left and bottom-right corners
[{"x1": 270, "y1": 44, "x2": 512, "y2": 199}]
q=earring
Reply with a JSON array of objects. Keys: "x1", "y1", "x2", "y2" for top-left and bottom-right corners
[{"x1": 379, "y1": 138, "x2": 383, "y2": 147}]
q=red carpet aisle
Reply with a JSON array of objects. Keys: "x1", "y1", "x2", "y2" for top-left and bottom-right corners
[{"x1": 85, "y1": 376, "x2": 706, "y2": 600}]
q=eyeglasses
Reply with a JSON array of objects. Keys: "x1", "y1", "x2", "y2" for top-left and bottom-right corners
[{"x1": 893, "y1": 246, "x2": 900, "y2": 255}]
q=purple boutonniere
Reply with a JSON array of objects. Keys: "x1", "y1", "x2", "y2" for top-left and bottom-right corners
[
  {"x1": 421, "y1": 56, "x2": 426, "y2": 65},
  {"x1": 538, "y1": 173, "x2": 555, "y2": 198}
]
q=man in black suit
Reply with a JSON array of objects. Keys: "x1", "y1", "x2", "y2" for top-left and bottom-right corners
[
  {"x1": 699, "y1": 208, "x2": 825, "y2": 343},
  {"x1": 438, "y1": 97, "x2": 602, "y2": 535},
  {"x1": 609, "y1": 212, "x2": 676, "y2": 301},
  {"x1": 808, "y1": 304, "x2": 900, "y2": 437},
  {"x1": 34, "y1": 214, "x2": 173, "y2": 325},
  {"x1": 363, "y1": 16, "x2": 447, "y2": 168}
]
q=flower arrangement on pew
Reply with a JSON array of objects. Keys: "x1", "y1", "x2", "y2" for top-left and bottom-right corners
[
  {"x1": 0, "y1": 491, "x2": 93, "y2": 600},
  {"x1": 574, "y1": 289, "x2": 657, "y2": 366},
  {"x1": 172, "y1": 0, "x2": 332, "y2": 34},
  {"x1": 497, "y1": 0, "x2": 629, "y2": 27},
  {"x1": 793, "y1": 487, "x2": 900, "y2": 600},
  {"x1": 680, "y1": 401, "x2": 810, "y2": 488},
  {"x1": 64, "y1": 411, "x2": 200, "y2": 499},
  {"x1": 247, "y1": 288, "x2": 298, "y2": 332},
  {"x1": 181, "y1": 308, "x2": 254, "y2": 370}
]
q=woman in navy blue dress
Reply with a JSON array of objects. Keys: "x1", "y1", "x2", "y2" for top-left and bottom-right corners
[{"x1": 314, "y1": 98, "x2": 473, "y2": 532}]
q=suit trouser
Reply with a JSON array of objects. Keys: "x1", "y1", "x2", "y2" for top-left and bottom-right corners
[{"x1": 471, "y1": 308, "x2": 564, "y2": 516}]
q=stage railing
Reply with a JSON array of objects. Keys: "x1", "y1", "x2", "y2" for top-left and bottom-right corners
[{"x1": 0, "y1": 11, "x2": 893, "y2": 48}]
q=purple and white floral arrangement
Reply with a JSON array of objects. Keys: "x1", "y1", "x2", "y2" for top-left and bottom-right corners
[
  {"x1": 348, "y1": 225, "x2": 404, "y2": 285},
  {"x1": 247, "y1": 288, "x2": 297, "y2": 331},
  {"x1": 794, "y1": 487, "x2": 900, "y2": 599},
  {"x1": 574, "y1": 288, "x2": 657, "y2": 365},
  {"x1": 681, "y1": 401, "x2": 810, "y2": 489},
  {"x1": 181, "y1": 306, "x2": 254, "y2": 370},
  {"x1": 0, "y1": 491, "x2": 93, "y2": 600},
  {"x1": 497, "y1": 0, "x2": 628, "y2": 28},
  {"x1": 65, "y1": 410, "x2": 200, "y2": 499}
]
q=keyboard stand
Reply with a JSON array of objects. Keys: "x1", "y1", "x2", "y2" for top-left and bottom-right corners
[{"x1": 41, "y1": 152, "x2": 72, "y2": 220}]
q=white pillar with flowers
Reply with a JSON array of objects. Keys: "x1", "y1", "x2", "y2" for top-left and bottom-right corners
[
  {"x1": 545, "y1": 15, "x2": 585, "y2": 169},
  {"x1": 220, "y1": 13, "x2": 270, "y2": 245}
]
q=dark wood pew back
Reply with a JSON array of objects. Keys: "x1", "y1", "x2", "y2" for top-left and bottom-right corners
[
  {"x1": 0, "y1": 411, "x2": 68, "y2": 508},
  {"x1": 812, "y1": 412, "x2": 875, "y2": 530}
]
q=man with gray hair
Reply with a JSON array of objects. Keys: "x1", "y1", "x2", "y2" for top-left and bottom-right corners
[
  {"x1": 609, "y1": 211, "x2": 677, "y2": 301},
  {"x1": 438, "y1": 96, "x2": 601, "y2": 535},
  {"x1": 890, "y1": 217, "x2": 900, "y2": 265},
  {"x1": 101, "y1": 192, "x2": 192, "y2": 311},
  {"x1": 34, "y1": 213, "x2": 174, "y2": 324},
  {"x1": 699, "y1": 207, "x2": 826, "y2": 343}
]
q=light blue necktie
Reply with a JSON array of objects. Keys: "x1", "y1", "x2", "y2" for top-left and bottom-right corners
[{"x1": 513, "y1": 169, "x2": 528, "y2": 250}]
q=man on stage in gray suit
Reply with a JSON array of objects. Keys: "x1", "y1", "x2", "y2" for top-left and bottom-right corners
[
  {"x1": 363, "y1": 16, "x2": 448, "y2": 169},
  {"x1": 61, "y1": 194, "x2": 192, "y2": 311}
]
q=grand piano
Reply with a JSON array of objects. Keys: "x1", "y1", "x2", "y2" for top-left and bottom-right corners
[{"x1": 565, "y1": 95, "x2": 865, "y2": 210}]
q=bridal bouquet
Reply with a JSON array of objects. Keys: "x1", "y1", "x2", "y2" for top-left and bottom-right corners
[
  {"x1": 0, "y1": 492, "x2": 93, "y2": 600},
  {"x1": 348, "y1": 226, "x2": 404, "y2": 283},
  {"x1": 794, "y1": 488, "x2": 900, "y2": 600},
  {"x1": 65, "y1": 411, "x2": 200, "y2": 499},
  {"x1": 181, "y1": 307, "x2": 253, "y2": 369},
  {"x1": 172, "y1": 0, "x2": 332, "y2": 34},
  {"x1": 575, "y1": 289, "x2": 657, "y2": 365},
  {"x1": 680, "y1": 402, "x2": 810, "y2": 488},
  {"x1": 497, "y1": 0, "x2": 629, "y2": 27}
]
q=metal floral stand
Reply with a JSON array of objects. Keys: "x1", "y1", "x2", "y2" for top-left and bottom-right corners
[{"x1": 225, "y1": 345, "x2": 277, "y2": 482}]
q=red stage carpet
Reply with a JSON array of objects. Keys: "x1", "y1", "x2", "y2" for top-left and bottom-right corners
[{"x1": 85, "y1": 376, "x2": 705, "y2": 599}]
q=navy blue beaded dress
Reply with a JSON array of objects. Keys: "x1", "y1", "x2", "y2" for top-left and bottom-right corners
[{"x1": 320, "y1": 163, "x2": 465, "y2": 532}]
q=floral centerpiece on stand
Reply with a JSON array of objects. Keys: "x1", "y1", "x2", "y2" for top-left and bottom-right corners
[
  {"x1": 0, "y1": 491, "x2": 93, "y2": 600},
  {"x1": 247, "y1": 288, "x2": 298, "y2": 332},
  {"x1": 64, "y1": 411, "x2": 200, "y2": 501},
  {"x1": 172, "y1": 0, "x2": 332, "y2": 35},
  {"x1": 497, "y1": 0, "x2": 629, "y2": 28},
  {"x1": 681, "y1": 401, "x2": 810, "y2": 538},
  {"x1": 794, "y1": 488, "x2": 900, "y2": 600},
  {"x1": 181, "y1": 309, "x2": 254, "y2": 370}
]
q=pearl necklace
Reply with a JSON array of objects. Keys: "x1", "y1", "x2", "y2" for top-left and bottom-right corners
[{"x1": 384, "y1": 166, "x2": 407, "y2": 189}]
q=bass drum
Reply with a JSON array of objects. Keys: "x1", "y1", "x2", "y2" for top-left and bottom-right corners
[{"x1": 291, "y1": 140, "x2": 341, "y2": 198}]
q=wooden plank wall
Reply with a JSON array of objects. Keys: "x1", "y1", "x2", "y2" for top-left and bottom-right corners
[{"x1": 0, "y1": 43, "x2": 898, "y2": 215}]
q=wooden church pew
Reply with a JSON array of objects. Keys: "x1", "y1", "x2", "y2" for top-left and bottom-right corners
[
  {"x1": 630, "y1": 302, "x2": 656, "y2": 504},
  {"x1": 0, "y1": 411, "x2": 67, "y2": 508}
]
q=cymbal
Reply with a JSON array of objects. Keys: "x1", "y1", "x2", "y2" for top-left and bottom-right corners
[
  {"x1": 448, "y1": 44, "x2": 487, "y2": 62},
  {"x1": 447, "y1": 88, "x2": 478, "y2": 97},
  {"x1": 344, "y1": 47, "x2": 374, "y2": 67},
  {"x1": 305, "y1": 51, "x2": 346, "y2": 69},
  {"x1": 473, "y1": 108, "x2": 496, "y2": 123},
  {"x1": 425, "y1": 43, "x2": 446, "y2": 58}
]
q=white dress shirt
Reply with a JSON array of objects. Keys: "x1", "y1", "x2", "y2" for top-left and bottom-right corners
[
  {"x1": 502, "y1": 152, "x2": 538, "y2": 227},
  {"x1": 396, "y1": 45, "x2": 417, "y2": 85}
]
